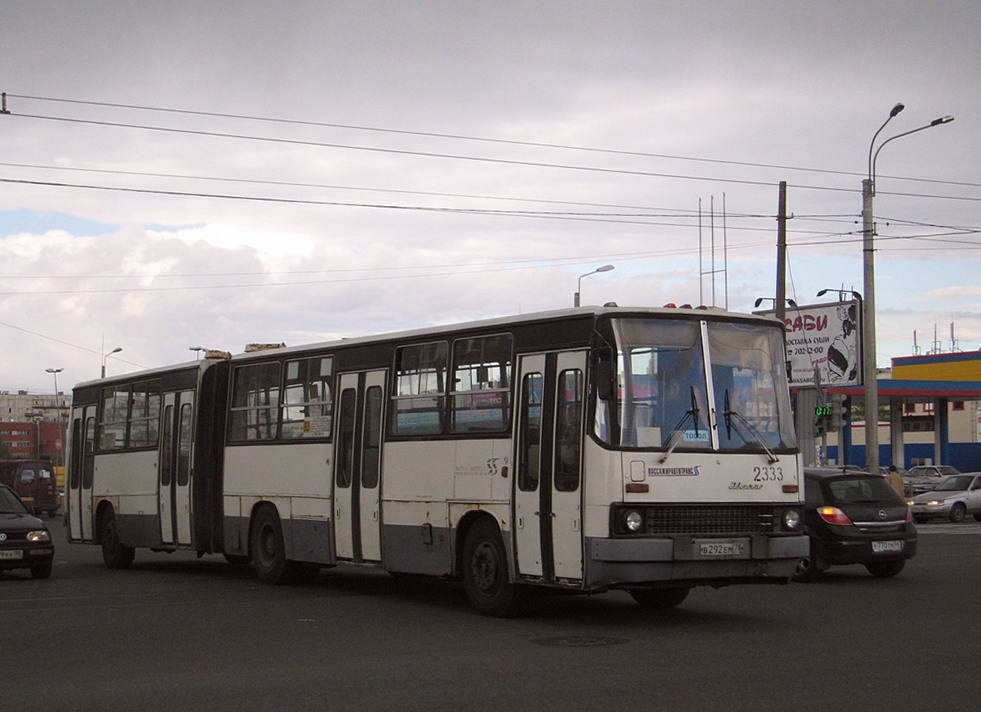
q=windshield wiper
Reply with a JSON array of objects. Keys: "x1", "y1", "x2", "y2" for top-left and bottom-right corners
[
  {"x1": 660, "y1": 386, "x2": 701, "y2": 463},
  {"x1": 724, "y1": 389, "x2": 779, "y2": 464}
]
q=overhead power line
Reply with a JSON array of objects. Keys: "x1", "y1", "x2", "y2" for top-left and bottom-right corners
[
  {"x1": 9, "y1": 92, "x2": 981, "y2": 191},
  {"x1": 8, "y1": 110, "x2": 799, "y2": 191}
]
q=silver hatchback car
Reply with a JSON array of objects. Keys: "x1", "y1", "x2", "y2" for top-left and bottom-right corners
[
  {"x1": 903, "y1": 465, "x2": 960, "y2": 496},
  {"x1": 908, "y1": 472, "x2": 981, "y2": 523}
]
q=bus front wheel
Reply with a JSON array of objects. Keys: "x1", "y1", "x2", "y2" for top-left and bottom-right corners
[
  {"x1": 462, "y1": 519, "x2": 523, "y2": 617},
  {"x1": 99, "y1": 507, "x2": 135, "y2": 570}
]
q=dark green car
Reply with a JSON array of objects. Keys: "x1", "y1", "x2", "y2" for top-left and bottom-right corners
[{"x1": 0, "y1": 484, "x2": 54, "y2": 579}]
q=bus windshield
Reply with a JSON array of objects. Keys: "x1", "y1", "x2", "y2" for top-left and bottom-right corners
[{"x1": 597, "y1": 317, "x2": 796, "y2": 452}]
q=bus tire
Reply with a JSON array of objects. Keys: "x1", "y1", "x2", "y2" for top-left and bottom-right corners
[
  {"x1": 250, "y1": 506, "x2": 289, "y2": 584},
  {"x1": 100, "y1": 507, "x2": 135, "y2": 570},
  {"x1": 462, "y1": 519, "x2": 523, "y2": 617},
  {"x1": 629, "y1": 587, "x2": 690, "y2": 609}
]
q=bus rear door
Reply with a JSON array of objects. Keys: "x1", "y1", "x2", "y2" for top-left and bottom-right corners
[
  {"x1": 68, "y1": 406, "x2": 97, "y2": 541},
  {"x1": 514, "y1": 351, "x2": 585, "y2": 584},
  {"x1": 159, "y1": 390, "x2": 194, "y2": 547},
  {"x1": 333, "y1": 370, "x2": 385, "y2": 563}
]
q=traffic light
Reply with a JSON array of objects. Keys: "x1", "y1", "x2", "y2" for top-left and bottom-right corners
[
  {"x1": 814, "y1": 404, "x2": 832, "y2": 436},
  {"x1": 830, "y1": 398, "x2": 844, "y2": 431}
]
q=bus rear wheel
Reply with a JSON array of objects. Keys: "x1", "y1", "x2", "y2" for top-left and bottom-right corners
[
  {"x1": 462, "y1": 519, "x2": 523, "y2": 617},
  {"x1": 100, "y1": 507, "x2": 135, "y2": 570},
  {"x1": 250, "y1": 507, "x2": 289, "y2": 584}
]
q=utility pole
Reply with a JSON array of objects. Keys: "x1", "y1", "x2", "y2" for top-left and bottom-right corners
[
  {"x1": 861, "y1": 177, "x2": 879, "y2": 474},
  {"x1": 775, "y1": 181, "x2": 788, "y2": 325}
]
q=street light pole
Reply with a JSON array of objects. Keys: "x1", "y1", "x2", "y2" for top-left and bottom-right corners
[
  {"x1": 861, "y1": 104, "x2": 953, "y2": 474},
  {"x1": 862, "y1": 173, "x2": 879, "y2": 474},
  {"x1": 45, "y1": 367, "x2": 62, "y2": 396},
  {"x1": 574, "y1": 264, "x2": 614, "y2": 307},
  {"x1": 101, "y1": 346, "x2": 122, "y2": 378},
  {"x1": 45, "y1": 367, "x2": 64, "y2": 468}
]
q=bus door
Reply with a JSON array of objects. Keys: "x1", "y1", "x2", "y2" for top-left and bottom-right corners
[
  {"x1": 333, "y1": 370, "x2": 385, "y2": 563},
  {"x1": 514, "y1": 351, "x2": 586, "y2": 583},
  {"x1": 68, "y1": 405, "x2": 97, "y2": 541},
  {"x1": 159, "y1": 390, "x2": 195, "y2": 547}
]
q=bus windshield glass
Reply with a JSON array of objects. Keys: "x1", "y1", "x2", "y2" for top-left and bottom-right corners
[{"x1": 598, "y1": 317, "x2": 796, "y2": 452}]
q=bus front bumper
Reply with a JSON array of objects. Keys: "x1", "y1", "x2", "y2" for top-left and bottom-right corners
[{"x1": 586, "y1": 534, "x2": 809, "y2": 588}]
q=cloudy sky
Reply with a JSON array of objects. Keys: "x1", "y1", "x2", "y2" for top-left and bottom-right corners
[{"x1": 2, "y1": 1, "x2": 979, "y2": 393}]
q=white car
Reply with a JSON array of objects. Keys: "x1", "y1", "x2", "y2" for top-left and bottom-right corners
[{"x1": 909, "y1": 473, "x2": 981, "y2": 523}]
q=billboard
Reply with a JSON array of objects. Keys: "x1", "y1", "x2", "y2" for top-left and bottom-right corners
[{"x1": 758, "y1": 300, "x2": 862, "y2": 388}]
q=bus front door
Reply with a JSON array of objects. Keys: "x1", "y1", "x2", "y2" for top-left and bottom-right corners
[
  {"x1": 333, "y1": 370, "x2": 385, "y2": 563},
  {"x1": 159, "y1": 390, "x2": 195, "y2": 547},
  {"x1": 514, "y1": 351, "x2": 586, "y2": 584},
  {"x1": 68, "y1": 405, "x2": 97, "y2": 541}
]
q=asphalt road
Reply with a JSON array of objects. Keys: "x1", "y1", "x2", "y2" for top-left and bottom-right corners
[{"x1": 2, "y1": 518, "x2": 980, "y2": 711}]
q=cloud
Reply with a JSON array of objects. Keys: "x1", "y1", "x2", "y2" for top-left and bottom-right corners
[{"x1": 924, "y1": 285, "x2": 981, "y2": 299}]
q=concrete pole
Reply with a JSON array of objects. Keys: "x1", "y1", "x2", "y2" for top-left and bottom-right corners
[
  {"x1": 775, "y1": 181, "x2": 788, "y2": 325},
  {"x1": 862, "y1": 178, "x2": 879, "y2": 474}
]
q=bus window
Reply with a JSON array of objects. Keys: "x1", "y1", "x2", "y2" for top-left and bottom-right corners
[
  {"x1": 449, "y1": 334, "x2": 512, "y2": 434},
  {"x1": 392, "y1": 342, "x2": 447, "y2": 436},
  {"x1": 229, "y1": 362, "x2": 282, "y2": 441},
  {"x1": 100, "y1": 386, "x2": 130, "y2": 450},
  {"x1": 161, "y1": 405, "x2": 174, "y2": 487},
  {"x1": 518, "y1": 373, "x2": 543, "y2": 492},
  {"x1": 129, "y1": 381, "x2": 162, "y2": 448},
  {"x1": 554, "y1": 369, "x2": 583, "y2": 492},
  {"x1": 177, "y1": 403, "x2": 193, "y2": 487},
  {"x1": 281, "y1": 356, "x2": 334, "y2": 439},
  {"x1": 69, "y1": 418, "x2": 82, "y2": 489},
  {"x1": 707, "y1": 321, "x2": 796, "y2": 450},
  {"x1": 83, "y1": 416, "x2": 95, "y2": 489},
  {"x1": 336, "y1": 389, "x2": 357, "y2": 488},
  {"x1": 362, "y1": 386, "x2": 383, "y2": 489}
]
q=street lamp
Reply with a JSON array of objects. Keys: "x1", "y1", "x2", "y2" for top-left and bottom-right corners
[
  {"x1": 861, "y1": 104, "x2": 953, "y2": 474},
  {"x1": 45, "y1": 367, "x2": 63, "y2": 395},
  {"x1": 816, "y1": 288, "x2": 862, "y2": 303},
  {"x1": 101, "y1": 346, "x2": 122, "y2": 378},
  {"x1": 45, "y1": 368, "x2": 64, "y2": 468},
  {"x1": 189, "y1": 346, "x2": 205, "y2": 360},
  {"x1": 574, "y1": 264, "x2": 614, "y2": 307}
]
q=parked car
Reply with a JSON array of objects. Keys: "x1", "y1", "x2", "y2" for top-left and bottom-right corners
[
  {"x1": 879, "y1": 466, "x2": 907, "y2": 477},
  {"x1": 903, "y1": 465, "x2": 961, "y2": 496},
  {"x1": 795, "y1": 468, "x2": 917, "y2": 581},
  {"x1": 0, "y1": 484, "x2": 54, "y2": 579},
  {"x1": 908, "y1": 472, "x2": 981, "y2": 523},
  {"x1": 0, "y1": 459, "x2": 61, "y2": 516}
]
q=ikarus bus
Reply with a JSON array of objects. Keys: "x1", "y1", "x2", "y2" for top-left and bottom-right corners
[{"x1": 66, "y1": 306, "x2": 807, "y2": 616}]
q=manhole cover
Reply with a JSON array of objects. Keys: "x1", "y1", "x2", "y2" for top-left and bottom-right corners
[{"x1": 532, "y1": 636, "x2": 629, "y2": 648}]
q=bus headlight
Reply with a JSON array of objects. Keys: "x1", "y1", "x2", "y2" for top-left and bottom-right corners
[
  {"x1": 781, "y1": 509, "x2": 802, "y2": 531},
  {"x1": 624, "y1": 510, "x2": 644, "y2": 533}
]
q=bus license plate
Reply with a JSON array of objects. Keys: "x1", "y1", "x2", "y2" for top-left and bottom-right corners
[
  {"x1": 872, "y1": 540, "x2": 903, "y2": 553},
  {"x1": 0, "y1": 550, "x2": 23, "y2": 560},
  {"x1": 699, "y1": 542, "x2": 745, "y2": 557}
]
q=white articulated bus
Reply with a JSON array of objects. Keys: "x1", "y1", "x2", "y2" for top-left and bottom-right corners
[{"x1": 67, "y1": 306, "x2": 808, "y2": 615}]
